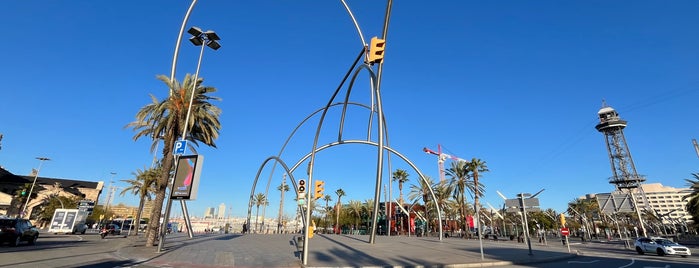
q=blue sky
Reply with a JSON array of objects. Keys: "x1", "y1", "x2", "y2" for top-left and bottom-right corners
[{"x1": 1, "y1": 1, "x2": 698, "y2": 220}]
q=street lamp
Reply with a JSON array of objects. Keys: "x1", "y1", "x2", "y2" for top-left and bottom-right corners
[
  {"x1": 22, "y1": 157, "x2": 50, "y2": 219},
  {"x1": 158, "y1": 25, "x2": 221, "y2": 253}
]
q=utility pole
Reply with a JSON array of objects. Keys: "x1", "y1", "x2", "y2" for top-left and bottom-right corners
[{"x1": 692, "y1": 139, "x2": 698, "y2": 159}]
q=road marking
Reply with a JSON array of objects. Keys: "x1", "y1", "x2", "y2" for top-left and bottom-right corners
[
  {"x1": 619, "y1": 258, "x2": 635, "y2": 268},
  {"x1": 643, "y1": 266, "x2": 669, "y2": 268},
  {"x1": 568, "y1": 260, "x2": 600, "y2": 264}
]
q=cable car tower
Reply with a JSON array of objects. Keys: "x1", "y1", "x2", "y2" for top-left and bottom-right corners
[{"x1": 595, "y1": 101, "x2": 649, "y2": 237}]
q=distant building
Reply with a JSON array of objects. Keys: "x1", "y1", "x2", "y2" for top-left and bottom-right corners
[
  {"x1": 218, "y1": 203, "x2": 226, "y2": 219},
  {"x1": 633, "y1": 183, "x2": 692, "y2": 224},
  {"x1": 204, "y1": 207, "x2": 216, "y2": 219},
  {"x1": 109, "y1": 203, "x2": 139, "y2": 219},
  {"x1": 583, "y1": 182, "x2": 693, "y2": 225},
  {"x1": 0, "y1": 167, "x2": 104, "y2": 218}
]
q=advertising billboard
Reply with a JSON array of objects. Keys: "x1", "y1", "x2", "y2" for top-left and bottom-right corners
[{"x1": 171, "y1": 154, "x2": 204, "y2": 200}]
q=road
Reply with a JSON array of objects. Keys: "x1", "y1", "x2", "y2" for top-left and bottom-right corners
[
  {"x1": 0, "y1": 230, "x2": 136, "y2": 268},
  {"x1": 2, "y1": 231, "x2": 698, "y2": 268},
  {"x1": 511, "y1": 240, "x2": 699, "y2": 268}
]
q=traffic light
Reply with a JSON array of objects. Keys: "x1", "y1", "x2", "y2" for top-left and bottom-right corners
[
  {"x1": 314, "y1": 180, "x2": 324, "y2": 200},
  {"x1": 559, "y1": 213, "x2": 566, "y2": 227},
  {"x1": 368, "y1": 37, "x2": 385, "y2": 64},
  {"x1": 21, "y1": 190, "x2": 26, "y2": 196},
  {"x1": 298, "y1": 179, "x2": 306, "y2": 194}
]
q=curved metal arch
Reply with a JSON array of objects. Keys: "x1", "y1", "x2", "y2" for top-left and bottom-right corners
[
  {"x1": 256, "y1": 48, "x2": 365, "y2": 224},
  {"x1": 339, "y1": 63, "x2": 378, "y2": 142},
  {"x1": 257, "y1": 102, "x2": 373, "y2": 226},
  {"x1": 340, "y1": 0, "x2": 368, "y2": 49},
  {"x1": 270, "y1": 139, "x2": 443, "y2": 240},
  {"x1": 246, "y1": 156, "x2": 305, "y2": 231}
]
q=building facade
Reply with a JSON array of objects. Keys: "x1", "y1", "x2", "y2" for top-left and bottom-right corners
[
  {"x1": 633, "y1": 183, "x2": 692, "y2": 224},
  {"x1": 0, "y1": 167, "x2": 104, "y2": 218}
]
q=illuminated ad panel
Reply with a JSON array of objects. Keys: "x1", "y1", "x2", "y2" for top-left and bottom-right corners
[{"x1": 171, "y1": 155, "x2": 204, "y2": 200}]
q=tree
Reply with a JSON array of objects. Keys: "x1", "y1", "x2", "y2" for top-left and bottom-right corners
[
  {"x1": 126, "y1": 74, "x2": 221, "y2": 246},
  {"x1": 277, "y1": 181, "x2": 289, "y2": 233},
  {"x1": 408, "y1": 175, "x2": 435, "y2": 232},
  {"x1": 120, "y1": 165, "x2": 160, "y2": 235},
  {"x1": 683, "y1": 173, "x2": 699, "y2": 227},
  {"x1": 392, "y1": 169, "x2": 409, "y2": 205},
  {"x1": 323, "y1": 194, "x2": 332, "y2": 229},
  {"x1": 348, "y1": 200, "x2": 363, "y2": 232},
  {"x1": 446, "y1": 160, "x2": 472, "y2": 237},
  {"x1": 334, "y1": 189, "x2": 346, "y2": 234},
  {"x1": 466, "y1": 158, "x2": 488, "y2": 237},
  {"x1": 253, "y1": 193, "x2": 268, "y2": 233},
  {"x1": 9, "y1": 183, "x2": 33, "y2": 217}
]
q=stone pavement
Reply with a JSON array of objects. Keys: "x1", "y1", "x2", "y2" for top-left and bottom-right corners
[{"x1": 116, "y1": 233, "x2": 577, "y2": 268}]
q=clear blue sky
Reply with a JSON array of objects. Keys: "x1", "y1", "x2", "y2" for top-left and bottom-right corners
[{"x1": 1, "y1": 1, "x2": 698, "y2": 220}]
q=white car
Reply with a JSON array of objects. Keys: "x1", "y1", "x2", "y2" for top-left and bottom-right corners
[{"x1": 634, "y1": 237, "x2": 691, "y2": 257}]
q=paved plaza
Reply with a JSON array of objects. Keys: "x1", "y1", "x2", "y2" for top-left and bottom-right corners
[{"x1": 119, "y1": 233, "x2": 575, "y2": 268}]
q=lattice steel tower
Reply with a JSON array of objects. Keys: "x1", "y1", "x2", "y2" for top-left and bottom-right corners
[{"x1": 595, "y1": 102, "x2": 649, "y2": 237}]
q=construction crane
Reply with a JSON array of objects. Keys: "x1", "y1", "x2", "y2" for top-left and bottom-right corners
[{"x1": 423, "y1": 145, "x2": 467, "y2": 182}]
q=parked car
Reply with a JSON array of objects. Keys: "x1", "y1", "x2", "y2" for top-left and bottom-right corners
[
  {"x1": 0, "y1": 218, "x2": 39, "y2": 246},
  {"x1": 72, "y1": 223, "x2": 88, "y2": 234},
  {"x1": 635, "y1": 237, "x2": 691, "y2": 257}
]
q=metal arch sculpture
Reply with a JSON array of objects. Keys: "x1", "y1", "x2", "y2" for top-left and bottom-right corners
[
  {"x1": 246, "y1": 156, "x2": 305, "y2": 231},
  {"x1": 246, "y1": 140, "x2": 443, "y2": 238},
  {"x1": 246, "y1": 58, "x2": 444, "y2": 241}
]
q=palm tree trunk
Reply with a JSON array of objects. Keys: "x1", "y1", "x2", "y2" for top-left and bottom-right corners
[
  {"x1": 335, "y1": 199, "x2": 341, "y2": 234},
  {"x1": 255, "y1": 205, "x2": 260, "y2": 233},
  {"x1": 133, "y1": 196, "x2": 145, "y2": 236},
  {"x1": 145, "y1": 131, "x2": 175, "y2": 246}
]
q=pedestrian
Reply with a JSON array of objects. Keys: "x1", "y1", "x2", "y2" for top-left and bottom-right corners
[{"x1": 242, "y1": 223, "x2": 248, "y2": 234}]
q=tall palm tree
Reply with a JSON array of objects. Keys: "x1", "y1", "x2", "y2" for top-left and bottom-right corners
[
  {"x1": 126, "y1": 74, "x2": 221, "y2": 246},
  {"x1": 446, "y1": 160, "x2": 472, "y2": 236},
  {"x1": 120, "y1": 165, "x2": 160, "y2": 235},
  {"x1": 335, "y1": 188, "x2": 345, "y2": 234},
  {"x1": 277, "y1": 180, "x2": 289, "y2": 233},
  {"x1": 682, "y1": 173, "x2": 699, "y2": 224},
  {"x1": 323, "y1": 194, "x2": 332, "y2": 229},
  {"x1": 253, "y1": 193, "x2": 268, "y2": 233},
  {"x1": 392, "y1": 169, "x2": 409, "y2": 205},
  {"x1": 466, "y1": 158, "x2": 488, "y2": 237}
]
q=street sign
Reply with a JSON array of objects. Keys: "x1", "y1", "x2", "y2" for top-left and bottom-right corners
[
  {"x1": 561, "y1": 227, "x2": 570, "y2": 236},
  {"x1": 174, "y1": 140, "x2": 187, "y2": 155}
]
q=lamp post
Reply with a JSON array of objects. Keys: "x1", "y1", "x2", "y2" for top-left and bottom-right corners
[
  {"x1": 22, "y1": 157, "x2": 50, "y2": 219},
  {"x1": 158, "y1": 25, "x2": 221, "y2": 253}
]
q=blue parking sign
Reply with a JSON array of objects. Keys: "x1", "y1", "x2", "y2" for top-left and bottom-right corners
[{"x1": 174, "y1": 140, "x2": 187, "y2": 155}]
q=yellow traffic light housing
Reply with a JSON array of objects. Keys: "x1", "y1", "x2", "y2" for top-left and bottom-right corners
[
  {"x1": 368, "y1": 37, "x2": 385, "y2": 64},
  {"x1": 314, "y1": 180, "x2": 324, "y2": 200},
  {"x1": 559, "y1": 213, "x2": 566, "y2": 227}
]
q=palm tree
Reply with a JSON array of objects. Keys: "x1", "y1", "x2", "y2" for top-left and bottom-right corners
[
  {"x1": 466, "y1": 158, "x2": 488, "y2": 237},
  {"x1": 120, "y1": 165, "x2": 159, "y2": 235},
  {"x1": 392, "y1": 169, "x2": 409, "y2": 205},
  {"x1": 126, "y1": 74, "x2": 222, "y2": 246},
  {"x1": 323, "y1": 194, "x2": 332, "y2": 229},
  {"x1": 277, "y1": 180, "x2": 289, "y2": 233},
  {"x1": 253, "y1": 193, "x2": 268, "y2": 233},
  {"x1": 408, "y1": 175, "x2": 435, "y2": 232},
  {"x1": 348, "y1": 200, "x2": 363, "y2": 232},
  {"x1": 335, "y1": 188, "x2": 345, "y2": 234},
  {"x1": 446, "y1": 160, "x2": 472, "y2": 236},
  {"x1": 683, "y1": 173, "x2": 699, "y2": 224}
]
